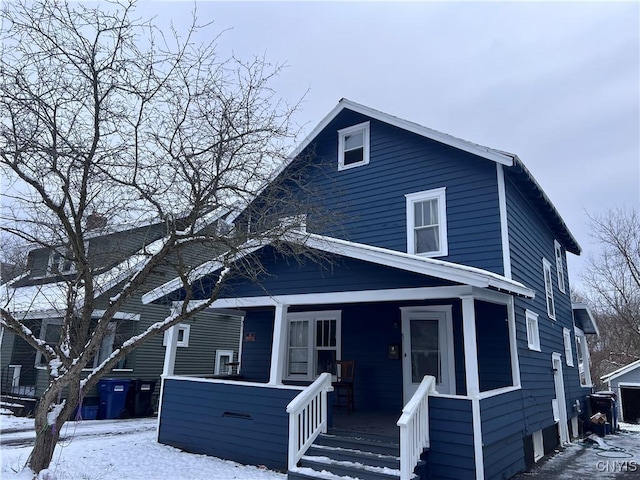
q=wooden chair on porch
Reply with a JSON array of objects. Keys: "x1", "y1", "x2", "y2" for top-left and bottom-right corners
[{"x1": 333, "y1": 360, "x2": 355, "y2": 414}]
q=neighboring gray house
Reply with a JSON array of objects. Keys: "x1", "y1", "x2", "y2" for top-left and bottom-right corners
[
  {"x1": 601, "y1": 359, "x2": 640, "y2": 424},
  {"x1": 0, "y1": 217, "x2": 242, "y2": 414}
]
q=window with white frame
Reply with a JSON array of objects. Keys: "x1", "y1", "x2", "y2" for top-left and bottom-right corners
[
  {"x1": 563, "y1": 327, "x2": 574, "y2": 366},
  {"x1": 542, "y1": 258, "x2": 555, "y2": 320},
  {"x1": 406, "y1": 187, "x2": 448, "y2": 257},
  {"x1": 533, "y1": 429, "x2": 544, "y2": 462},
  {"x1": 286, "y1": 311, "x2": 341, "y2": 380},
  {"x1": 554, "y1": 240, "x2": 566, "y2": 294},
  {"x1": 338, "y1": 122, "x2": 370, "y2": 170},
  {"x1": 525, "y1": 310, "x2": 541, "y2": 351},
  {"x1": 215, "y1": 350, "x2": 234, "y2": 375},
  {"x1": 35, "y1": 319, "x2": 63, "y2": 366},
  {"x1": 574, "y1": 327, "x2": 592, "y2": 385},
  {"x1": 47, "y1": 249, "x2": 75, "y2": 275},
  {"x1": 163, "y1": 324, "x2": 190, "y2": 347}
]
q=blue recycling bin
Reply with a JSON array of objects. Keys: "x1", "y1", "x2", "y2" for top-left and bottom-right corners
[{"x1": 98, "y1": 378, "x2": 131, "y2": 419}]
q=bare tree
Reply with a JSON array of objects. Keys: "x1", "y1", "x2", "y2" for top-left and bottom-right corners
[
  {"x1": 0, "y1": 1, "x2": 326, "y2": 474},
  {"x1": 580, "y1": 207, "x2": 640, "y2": 386}
]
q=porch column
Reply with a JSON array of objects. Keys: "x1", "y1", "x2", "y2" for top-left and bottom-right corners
[
  {"x1": 162, "y1": 324, "x2": 179, "y2": 377},
  {"x1": 268, "y1": 303, "x2": 289, "y2": 385},
  {"x1": 461, "y1": 294, "x2": 484, "y2": 480}
]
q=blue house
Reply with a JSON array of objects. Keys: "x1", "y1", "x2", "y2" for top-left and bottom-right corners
[{"x1": 143, "y1": 100, "x2": 598, "y2": 480}]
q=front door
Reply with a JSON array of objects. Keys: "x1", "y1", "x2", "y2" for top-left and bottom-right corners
[{"x1": 401, "y1": 306, "x2": 455, "y2": 401}]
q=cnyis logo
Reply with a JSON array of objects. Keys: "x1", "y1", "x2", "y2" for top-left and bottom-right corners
[{"x1": 596, "y1": 460, "x2": 638, "y2": 473}]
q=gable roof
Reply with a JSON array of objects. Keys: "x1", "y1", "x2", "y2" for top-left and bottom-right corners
[
  {"x1": 601, "y1": 359, "x2": 640, "y2": 383},
  {"x1": 279, "y1": 99, "x2": 581, "y2": 255},
  {"x1": 142, "y1": 230, "x2": 535, "y2": 305}
]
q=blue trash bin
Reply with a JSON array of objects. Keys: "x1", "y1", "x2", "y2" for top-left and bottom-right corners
[{"x1": 98, "y1": 379, "x2": 131, "y2": 419}]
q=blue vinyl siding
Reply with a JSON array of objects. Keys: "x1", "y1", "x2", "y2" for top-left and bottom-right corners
[
  {"x1": 240, "y1": 309, "x2": 275, "y2": 383},
  {"x1": 475, "y1": 301, "x2": 512, "y2": 392},
  {"x1": 505, "y1": 171, "x2": 583, "y2": 433},
  {"x1": 428, "y1": 396, "x2": 476, "y2": 479},
  {"x1": 280, "y1": 109, "x2": 505, "y2": 274},
  {"x1": 481, "y1": 390, "x2": 526, "y2": 479},
  {"x1": 158, "y1": 378, "x2": 302, "y2": 469}
]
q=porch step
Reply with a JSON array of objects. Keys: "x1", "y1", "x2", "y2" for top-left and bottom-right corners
[{"x1": 288, "y1": 432, "x2": 422, "y2": 480}]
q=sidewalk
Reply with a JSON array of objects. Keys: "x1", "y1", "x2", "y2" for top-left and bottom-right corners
[{"x1": 513, "y1": 424, "x2": 640, "y2": 479}]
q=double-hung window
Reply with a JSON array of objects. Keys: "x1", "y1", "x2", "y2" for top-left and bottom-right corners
[
  {"x1": 542, "y1": 258, "x2": 555, "y2": 320},
  {"x1": 574, "y1": 327, "x2": 592, "y2": 386},
  {"x1": 286, "y1": 311, "x2": 341, "y2": 380},
  {"x1": 525, "y1": 310, "x2": 540, "y2": 351},
  {"x1": 338, "y1": 122, "x2": 370, "y2": 170},
  {"x1": 406, "y1": 187, "x2": 448, "y2": 257},
  {"x1": 554, "y1": 240, "x2": 566, "y2": 294},
  {"x1": 563, "y1": 327, "x2": 574, "y2": 366},
  {"x1": 47, "y1": 249, "x2": 74, "y2": 275}
]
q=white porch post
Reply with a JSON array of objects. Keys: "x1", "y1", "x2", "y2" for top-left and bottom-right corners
[
  {"x1": 461, "y1": 294, "x2": 484, "y2": 480},
  {"x1": 162, "y1": 324, "x2": 179, "y2": 377},
  {"x1": 268, "y1": 303, "x2": 289, "y2": 385}
]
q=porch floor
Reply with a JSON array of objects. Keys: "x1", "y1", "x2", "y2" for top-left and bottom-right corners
[{"x1": 330, "y1": 409, "x2": 401, "y2": 439}]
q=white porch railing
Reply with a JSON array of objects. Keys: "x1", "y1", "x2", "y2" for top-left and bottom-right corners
[
  {"x1": 397, "y1": 375, "x2": 436, "y2": 480},
  {"x1": 286, "y1": 372, "x2": 334, "y2": 471}
]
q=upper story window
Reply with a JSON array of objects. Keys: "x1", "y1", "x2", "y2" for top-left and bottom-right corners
[
  {"x1": 47, "y1": 249, "x2": 75, "y2": 275},
  {"x1": 406, "y1": 187, "x2": 448, "y2": 257},
  {"x1": 338, "y1": 122, "x2": 370, "y2": 170},
  {"x1": 563, "y1": 327, "x2": 574, "y2": 367},
  {"x1": 542, "y1": 258, "x2": 556, "y2": 320},
  {"x1": 554, "y1": 240, "x2": 566, "y2": 294}
]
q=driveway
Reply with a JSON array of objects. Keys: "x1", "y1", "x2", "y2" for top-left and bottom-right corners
[{"x1": 513, "y1": 424, "x2": 640, "y2": 479}]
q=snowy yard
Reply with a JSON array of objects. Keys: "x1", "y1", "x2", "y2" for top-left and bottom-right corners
[{"x1": 0, "y1": 409, "x2": 286, "y2": 480}]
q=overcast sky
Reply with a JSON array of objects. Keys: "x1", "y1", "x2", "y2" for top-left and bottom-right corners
[{"x1": 112, "y1": 2, "x2": 640, "y2": 288}]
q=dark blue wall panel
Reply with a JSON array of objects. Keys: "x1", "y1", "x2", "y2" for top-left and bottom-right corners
[
  {"x1": 240, "y1": 309, "x2": 275, "y2": 383},
  {"x1": 475, "y1": 301, "x2": 512, "y2": 392},
  {"x1": 158, "y1": 378, "x2": 301, "y2": 470}
]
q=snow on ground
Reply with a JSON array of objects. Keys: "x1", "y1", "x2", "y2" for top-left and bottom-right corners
[{"x1": 1, "y1": 410, "x2": 286, "y2": 480}]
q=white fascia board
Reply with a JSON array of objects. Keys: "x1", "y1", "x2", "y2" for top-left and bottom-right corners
[
  {"x1": 186, "y1": 285, "x2": 475, "y2": 310},
  {"x1": 601, "y1": 359, "x2": 640, "y2": 382}
]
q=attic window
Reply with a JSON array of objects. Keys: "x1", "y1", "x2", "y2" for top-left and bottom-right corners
[
  {"x1": 338, "y1": 122, "x2": 370, "y2": 170},
  {"x1": 47, "y1": 250, "x2": 74, "y2": 275},
  {"x1": 405, "y1": 187, "x2": 448, "y2": 257}
]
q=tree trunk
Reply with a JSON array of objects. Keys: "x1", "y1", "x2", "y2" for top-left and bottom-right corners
[{"x1": 27, "y1": 378, "x2": 80, "y2": 475}]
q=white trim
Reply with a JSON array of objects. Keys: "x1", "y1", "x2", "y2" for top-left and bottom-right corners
[
  {"x1": 269, "y1": 303, "x2": 289, "y2": 385},
  {"x1": 572, "y1": 302, "x2": 599, "y2": 336},
  {"x1": 214, "y1": 350, "x2": 234, "y2": 375},
  {"x1": 601, "y1": 359, "x2": 640, "y2": 382},
  {"x1": 478, "y1": 385, "x2": 522, "y2": 400},
  {"x1": 471, "y1": 397, "x2": 484, "y2": 480},
  {"x1": 92, "y1": 310, "x2": 140, "y2": 321},
  {"x1": 162, "y1": 321, "x2": 179, "y2": 377},
  {"x1": 574, "y1": 327, "x2": 593, "y2": 387},
  {"x1": 552, "y1": 352, "x2": 570, "y2": 444},
  {"x1": 563, "y1": 328, "x2": 574, "y2": 367},
  {"x1": 532, "y1": 429, "x2": 544, "y2": 462},
  {"x1": 496, "y1": 164, "x2": 512, "y2": 279},
  {"x1": 405, "y1": 187, "x2": 448, "y2": 257},
  {"x1": 571, "y1": 417, "x2": 579, "y2": 438},
  {"x1": 163, "y1": 324, "x2": 190, "y2": 347},
  {"x1": 337, "y1": 121, "x2": 370, "y2": 171},
  {"x1": 400, "y1": 305, "x2": 455, "y2": 398},
  {"x1": 542, "y1": 258, "x2": 556, "y2": 320},
  {"x1": 284, "y1": 310, "x2": 342, "y2": 382},
  {"x1": 554, "y1": 240, "x2": 566, "y2": 294},
  {"x1": 507, "y1": 297, "x2": 521, "y2": 388},
  {"x1": 461, "y1": 296, "x2": 480, "y2": 397},
  {"x1": 525, "y1": 310, "x2": 541, "y2": 351}
]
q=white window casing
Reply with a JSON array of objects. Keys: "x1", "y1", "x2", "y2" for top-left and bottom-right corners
[
  {"x1": 554, "y1": 240, "x2": 566, "y2": 294},
  {"x1": 163, "y1": 324, "x2": 190, "y2": 347},
  {"x1": 525, "y1": 310, "x2": 541, "y2": 351},
  {"x1": 574, "y1": 327, "x2": 592, "y2": 386},
  {"x1": 285, "y1": 310, "x2": 341, "y2": 381},
  {"x1": 338, "y1": 122, "x2": 370, "y2": 171},
  {"x1": 542, "y1": 258, "x2": 556, "y2": 320},
  {"x1": 406, "y1": 187, "x2": 448, "y2": 257},
  {"x1": 215, "y1": 350, "x2": 234, "y2": 375},
  {"x1": 533, "y1": 429, "x2": 544, "y2": 462},
  {"x1": 563, "y1": 328, "x2": 574, "y2": 367}
]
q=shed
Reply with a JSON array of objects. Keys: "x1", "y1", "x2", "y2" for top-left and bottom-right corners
[{"x1": 601, "y1": 359, "x2": 640, "y2": 424}]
